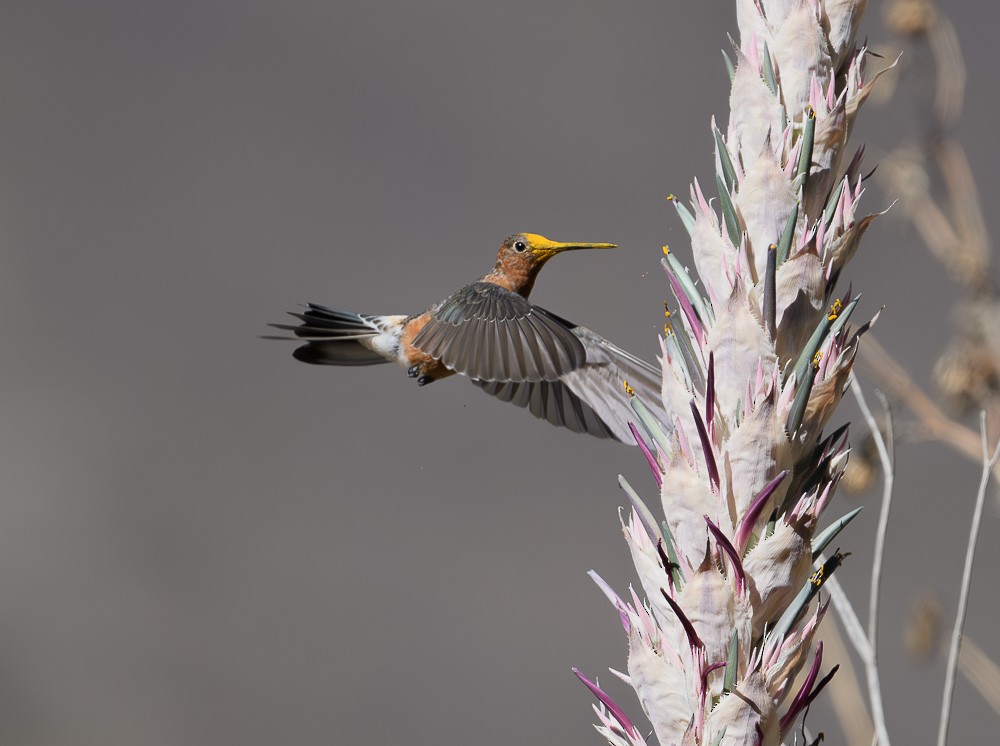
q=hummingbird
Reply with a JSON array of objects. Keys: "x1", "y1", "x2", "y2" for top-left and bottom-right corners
[{"x1": 273, "y1": 233, "x2": 664, "y2": 443}]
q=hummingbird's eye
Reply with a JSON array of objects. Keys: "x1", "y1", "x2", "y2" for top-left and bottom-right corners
[{"x1": 513, "y1": 240, "x2": 527, "y2": 253}]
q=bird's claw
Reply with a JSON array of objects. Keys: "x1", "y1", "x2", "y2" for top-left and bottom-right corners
[
  {"x1": 407, "y1": 365, "x2": 420, "y2": 378},
  {"x1": 417, "y1": 375, "x2": 433, "y2": 386}
]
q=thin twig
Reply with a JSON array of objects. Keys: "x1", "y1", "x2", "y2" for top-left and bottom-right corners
[
  {"x1": 826, "y1": 574, "x2": 871, "y2": 661},
  {"x1": 937, "y1": 413, "x2": 1000, "y2": 746},
  {"x1": 850, "y1": 377, "x2": 894, "y2": 745}
]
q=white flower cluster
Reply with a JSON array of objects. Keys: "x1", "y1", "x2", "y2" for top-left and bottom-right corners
[{"x1": 577, "y1": 1, "x2": 892, "y2": 743}]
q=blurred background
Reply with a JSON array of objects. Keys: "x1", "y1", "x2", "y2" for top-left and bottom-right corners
[{"x1": 1, "y1": 0, "x2": 997, "y2": 743}]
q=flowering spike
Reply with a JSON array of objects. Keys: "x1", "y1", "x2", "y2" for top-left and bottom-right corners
[
  {"x1": 629, "y1": 423, "x2": 663, "y2": 488},
  {"x1": 735, "y1": 470, "x2": 790, "y2": 552},
  {"x1": 689, "y1": 400, "x2": 720, "y2": 490},
  {"x1": 572, "y1": 668, "x2": 642, "y2": 740},
  {"x1": 594, "y1": 0, "x2": 877, "y2": 738},
  {"x1": 705, "y1": 516, "x2": 747, "y2": 593}
]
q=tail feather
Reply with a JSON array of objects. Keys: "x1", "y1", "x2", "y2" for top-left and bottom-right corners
[
  {"x1": 292, "y1": 340, "x2": 388, "y2": 366},
  {"x1": 274, "y1": 304, "x2": 399, "y2": 366}
]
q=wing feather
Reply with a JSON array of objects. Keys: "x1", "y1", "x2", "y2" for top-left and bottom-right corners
[
  {"x1": 472, "y1": 325, "x2": 669, "y2": 443},
  {"x1": 413, "y1": 282, "x2": 585, "y2": 381},
  {"x1": 473, "y1": 379, "x2": 618, "y2": 440}
]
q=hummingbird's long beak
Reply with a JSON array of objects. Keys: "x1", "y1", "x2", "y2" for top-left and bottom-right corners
[{"x1": 524, "y1": 233, "x2": 617, "y2": 262}]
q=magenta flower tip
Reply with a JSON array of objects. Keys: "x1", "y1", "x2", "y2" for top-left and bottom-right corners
[
  {"x1": 689, "y1": 400, "x2": 720, "y2": 490},
  {"x1": 705, "y1": 515, "x2": 747, "y2": 593},
  {"x1": 629, "y1": 422, "x2": 663, "y2": 488},
  {"x1": 573, "y1": 667, "x2": 640, "y2": 739},
  {"x1": 735, "y1": 470, "x2": 790, "y2": 552},
  {"x1": 660, "y1": 587, "x2": 704, "y2": 652}
]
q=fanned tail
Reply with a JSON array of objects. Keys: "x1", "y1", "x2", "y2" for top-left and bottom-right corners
[{"x1": 269, "y1": 304, "x2": 402, "y2": 366}]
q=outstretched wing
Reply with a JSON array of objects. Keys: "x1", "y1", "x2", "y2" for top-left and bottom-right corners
[
  {"x1": 473, "y1": 379, "x2": 620, "y2": 440},
  {"x1": 556, "y1": 327, "x2": 666, "y2": 442},
  {"x1": 412, "y1": 282, "x2": 587, "y2": 382},
  {"x1": 474, "y1": 323, "x2": 667, "y2": 444}
]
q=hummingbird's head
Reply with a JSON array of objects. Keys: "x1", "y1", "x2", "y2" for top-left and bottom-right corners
[{"x1": 494, "y1": 233, "x2": 616, "y2": 288}]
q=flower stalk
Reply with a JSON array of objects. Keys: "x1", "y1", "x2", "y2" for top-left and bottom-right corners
[{"x1": 576, "y1": 1, "x2": 890, "y2": 742}]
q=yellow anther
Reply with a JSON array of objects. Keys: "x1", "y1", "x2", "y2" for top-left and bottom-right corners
[
  {"x1": 623, "y1": 380, "x2": 635, "y2": 397},
  {"x1": 827, "y1": 298, "x2": 842, "y2": 321},
  {"x1": 662, "y1": 245, "x2": 671, "y2": 256},
  {"x1": 664, "y1": 323, "x2": 674, "y2": 337},
  {"x1": 812, "y1": 350, "x2": 823, "y2": 370},
  {"x1": 666, "y1": 194, "x2": 676, "y2": 202},
  {"x1": 806, "y1": 105, "x2": 816, "y2": 120},
  {"x1": 809, "y1": 566, "x2": 824, "y2": 587}
]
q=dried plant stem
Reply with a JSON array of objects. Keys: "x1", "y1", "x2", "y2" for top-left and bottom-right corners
[
  {"x1": 826, "y1": 575, "x2": 890, "y2": 746},
  {"x1": 853, "y1": 381, "x2": 894, "y2": 647},
  {"x1": 850, "y1": 377, "x2": 894, "y2": 746},
  {"x1": 937, "y1": 413, "x2": 1000, "y2": 746},
  {"x1": 927, "y1": 8, "x2": 966, "y2": 132},
  {"x1": 826, "y1": 576, "x2": 869, "y2": 659}
]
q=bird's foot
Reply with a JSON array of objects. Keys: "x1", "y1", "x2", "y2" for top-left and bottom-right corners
[
  {"x1": 406, "y1": 365, "x2": 420, "y2": 378},
  {"x1": 417, "y1": 375, "x2": 434, "y2": 386}
]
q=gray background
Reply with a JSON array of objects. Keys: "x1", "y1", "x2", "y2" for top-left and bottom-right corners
[{"x1": 1, "y1": 1, "x2": 998, "y2": 744}]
